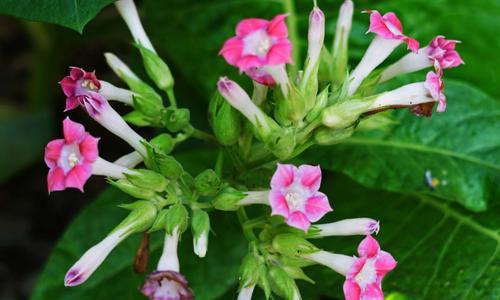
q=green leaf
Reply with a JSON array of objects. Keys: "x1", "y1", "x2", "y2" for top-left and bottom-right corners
[
  {"x1": 0, "y1": 0, "x2": 115, "y2": 33},
  {"x1": 299, "y1": 80, "x2": 500, "y2": 212},
  {"x1": 0, "y1": 108, "x2": 52, "y2": 183},
  {"x1": 30, "y1": 188, "x2": 246, "y2": 300},
  {"x1": 300, "y1": 173, "x2": 500, "y2": 300}
]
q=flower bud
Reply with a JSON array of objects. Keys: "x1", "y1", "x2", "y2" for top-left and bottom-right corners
[
  {"x1": 132, "y1": 93, "x2": 164, "y2": 118},
  {"x1": 194, "y1": 169, "x2": 221, "y2": 196},
  {"x1": 331, "y1": 0, "x2": 353, "y2": 85},
  {"x1": 117, "y1": 200, "x2": 158, "y2": 233},
  {"x1": 152, "y1": 154, "x2": 184, "y2": 181},
  {"x1": 314, "y1": 127, "x2": 354, "y2": 145},
  {"x1": 108, "y1": 178, "x2": 157, "y2": 199},
  {"x1": 305, "y1": 86, "x2": 329, "y2": 122},
  {"x1": 123, "y1": 110, "x2": 152, "y2": 127},
  {"x1": 272, "y1": 234, "x2": 319, "y2": 258},
  {"x1": 161, "y1": 108, "x2": 190, "y2": 132},
  {"x1": 125, "y1": 169, "x2": 168, "y2": 192},
  {"x1": 150, "y1": 133, "x2": 175, "y2": 155},
  {"x1": 321, "y1": 99, "x2": 373, "y2": 129},
  {"x1": 191, "y1": 209, "x2": 210, "y2": 258},
  {"x1": 136, "y1": 44, "x2": 175, "y2": 91},
  {"x1": 311, "y1": 218, "x2": 379, "y2": 237},
  {"x1": 114, "y1": 0, "x2": 156, "y2": 53},
  {"x1": 264, "y1": 127, "x2": 296, "y2": 160},
  {"x1": 269, "y1": 266, "x2": 300, "y2": 300},
  {"x1": 148, "y1": 209, "x2": 169, "y2": 233},
  {"x1": 208, "y1": 91, "x2": 241, "y2": 146},
  {"x1": 164, "y1": 204, "x2": 189, "y2": 235},
  {"x1": 212, "y1": 187, "x2": 247, "y2": 211}
]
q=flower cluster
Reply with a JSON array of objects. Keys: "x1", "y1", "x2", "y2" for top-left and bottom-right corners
[{"x1": 42, "y1": 0, "x2": 463, "y2": 300}]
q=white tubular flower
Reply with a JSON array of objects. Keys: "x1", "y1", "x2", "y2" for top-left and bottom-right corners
[
  {"x1": 104, "y1": 52, "x2": 142, "y2": 83},
  {"x1": 313, "y1": 218, "x2": 379, "y2": 237},
  {"x1": 237, "y1": 284, "x2": 256, "y2": 300},
  {"x1": 114, "y1": 0, "x2": 156, "y2": 53},
  {"x1": 302, "y1": 250, "x2": 355, "y2": 276},
  {"x1": 99, "y1": 81, "x2": 135, "y2": 105},
  {"x1": 114, "y1": 151, "x2": 143, "y2": 168},
  {"x1": 92, "y1": 157, "x2": 132, "y2": 179},
  {"x1": 301, "y1": 6, "x2": 325, "y2": 87},
  {"x1": 157, "y1": 227, "x2": 180, "y2": 272},
  {"x1": 239, "y1": 191, "x2": 270, "y2": 206}
]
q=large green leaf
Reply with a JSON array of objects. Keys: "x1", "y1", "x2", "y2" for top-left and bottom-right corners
[
  {"x1": 300, "y1": 173, "x2": 500, "y2": 300},
  {"x1": 299, "y1": 80, "x2": 500, "y2": 212},
  {"x1": 30, "y1": 187, "x2": 246, "y2": 300},
  {"x1": 0, "y1": 0, "x2": 115, "y2": 33}
]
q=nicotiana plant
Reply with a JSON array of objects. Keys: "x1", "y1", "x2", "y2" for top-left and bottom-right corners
[{"x1": 43, "y1": 0, "x2": 463, "y2": 299}]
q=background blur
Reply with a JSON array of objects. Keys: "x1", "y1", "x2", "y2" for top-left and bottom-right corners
[{"x1": 0, "y1": 0, "x2": 498, "y2": 299}]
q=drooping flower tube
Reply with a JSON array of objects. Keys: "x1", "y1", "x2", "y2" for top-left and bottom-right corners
[
  {"x1": 368, "y1": 71, "x2": 446, "y2": 113},
  {"x1": 141, "y1": 227, "x2": 194, "y2": 300},
  {"x1": 303, "y1": 235, "x2": 396, "y2": 300},
  {"x1": 44, "y1": 118, "x2": 131, "y2": 192},
  {"x1": 114, "y1": 0, "x2": 156, "y2": 53},
  {"x1": 219, "y1": 14, "x2": 292, "y2": 94},
  {"x1": 380, "y1": 35, "x2": 464, "y2": 82},
  {"x1": 311, "y1": 218, "x2": 379, "y2": 237},
  {"x1": 60, "y1": 67, "x2": 147, "y2": 156},
  {"x1": 348, "y1": 11, "x2": 419, "y2": 96}
]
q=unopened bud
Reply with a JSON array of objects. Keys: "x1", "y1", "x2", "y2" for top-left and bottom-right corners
[
  {"x1": 331, "y1": 0, "x2": 354, "y2": 85},
  {"x1": 148, "y1": 209, "x2": 169, "y2": 233},
  {"x1": 161, "y1": 108, "x2": 190, "y2": 132},
  {"x1": 150, "y1": 133, "x2": 175, "y2": 155},
  {"x1": 191, "y1": 209, "x2": 210, "y2": 258},
  {"x1": 136, "y1": 44, "x2": 174, "y2": 91},
  {"x1": 314, "y1": 127, "x2": 354, "y2": 145},
  {"x1": 269, "y1": 266, "x2": 299, "y2": 300},
  {"x1": 212, "y1": 187, "x2": 247, "y2": 211},
  {"x1": 306, "y1": 87, "x2": 329, "y2": 122},
  {"x1": 116, "y1": 200, "x2": 158, "y2": 234},
  {"x1": 240, "y1": 253, "x2": 261, "y2": 288},
  {"x1": 109, "y1": 178, "x2": 157, "y2": 199},
  {"x1": 125, "y1": 169, "x2": 168, "y2": 192},
  {"x1": 132, "y1": 93, "x2": 164, "y2": 117},
  {"x1": 194, "y1": 169, "x2": 221, "y2": 196},
  {"x1": 265, "y1": 128, "x2": 296, "y2": 160},
  {"x1": 164, "y1": 204, "x2": 189, "y2": 235},
  {"x1": 321, "y1": 99, "x2": 373, "y2": 129},
  {"x1": 300, "y1": 6, "x2": 325, "y2": 98},
  {"x1": 272, "y1": 234, "x2": 319, "y2": 257},
  {"x1": 209, "y1": 91, "x2": 241, "y2": 146}
]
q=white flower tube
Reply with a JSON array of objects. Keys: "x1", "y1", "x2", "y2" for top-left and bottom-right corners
[
  {"x1": 237, "y1": 284, "x2": 256, "y2": 300},
  {"x1": 99, "y1": 81, "x2": 135, "y2": 105},
  {"x1": 114, "y1": 151, "x2": 143, "y2": 168},
  {"x1": 313, "y1": 218, "x2": 379, "y2": 237},
  {"x1": 331, "y1": 0, "x2": 354, "y2": 84},
  {"x1": 302, "y1": 250, "x2": 355, "y2": 276},
  {"x1": 301, "y1": 6, "x2": 325, "y2": 87},
  {"x1": 157, "y1": 227, "x2": 180, "y2": 272},
  {"x1": 239, "y1": 191, "x2": 270, "y2": 206},
  {"x1": 92, "y1": 157, "x2": 132, "y2": 178},
  {"x1": 114, "y1": 0, "x2": 156, "y2": 53},
  {"x1": 379, "y1": 47, "x2": 432, "y2": 82}
]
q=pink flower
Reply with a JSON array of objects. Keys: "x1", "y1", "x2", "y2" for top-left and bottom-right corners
[
  {"x1": 60, "y1": 67, "x2": 107, "y2": 117},
  {"x1": 427, "y1": 35, "x2": 464, "y2": 73},
  {"x1": 269, "y1": 164, "x2": 332, "y2": 231},
  {"x1": 244, "y1": 67, "x2": 276, "y2": 86},
  {"x1": 141, "y1": 270, "x2": 194, "y2": 300},
  {"x1": 44, "y1": 118, "x2": 99, "y2": 192},
  {"x1": 343, "y1": 235, "x2": 397, "y2": 300},
  {"x1": 219, "y1": 14, "x2": 292, "y2": 72},
  {"x1": 424, "y1": 71, "x2": 446, "y2": 112},
  {"x1": 366, "y1": 10, "x2": 419, "y2": 53}
]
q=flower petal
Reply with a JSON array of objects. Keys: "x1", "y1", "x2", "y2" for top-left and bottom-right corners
[
  {"x1": 59, "y1": 76, "x2": 77, "y2": 97},
  {"x1": 267, "y1": 14, "x2": 288, "y2": 38},
  {"x1": 404, "y1": 36, "x2": 420, "y2": 53},
  {"x1": 375, "y1": 250, "x2": 397, "y2": 277},
  {"x1": 64, "y1": 96, "x2": 81, "y2": 112},
  {"x1": 63, "y1": 117, "x2": 86, "y2": 144},
  {"x1": 47, "y1": 167, "x2": 66, "y2": 193},
  {"x1": 358, "y1": 235, "x2": 380, "y2": 258},
  {"x1": 362, "y1": 283, "x2": 384, "y2": 300},
  {"x1": 236, "y1": 18, "x2": 269, "y2": 36},
  {"x1": 304, "y1": 192, "x2": 332, "y2": 222},
  {"x1": 80, "y1": 135, "x2": 99, "y2": 163},
  {"x1": 343, "y1": 279, "x2": 361, "y2": 300},
  {"x1": 44, "y1": 139, "x2": 64, "y2": 168},
  {"x1": 219, "y1": 37, "x2": 244, "y2": 66},
  {"x1": 237, "y1": 54, "x2": 264, "y2": 70},
  {"x1": 286, "y1": 211, "x2": 311, "y2": 231},
  {"x1": 69, "y1": 67, "x2": 84, "y2": 80},
  {"x1": 65, "y1": 164, "x2": 92, "y2": 192},
  {"x1": 268, "y1": 190, "x2": 290, "y2": 218},
  {"x1": 297, "y1": 164, "x2": 322, "y2": 191},
  {"x1": 271, "y1": 163, "x2": 296, "y2": 189},
  {"x1": 266, "y1": 39, "x2": 292, "y2": 65}
]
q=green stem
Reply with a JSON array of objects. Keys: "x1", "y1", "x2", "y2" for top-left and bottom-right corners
[
  {"x1": 215, "y1": 149, "x2": 224, "y2": 176},
  {"x1": 191, "y1": 127, "x2": 218, "y2": 144},
  {"x1": 166, "y1": 88, "x2": 178, "y2": 109},
  {"x1": 282, "y1": 0, "x2": 300, "y2": 73},
  {"x1": 237, "y1": 207, "x2": 257, "y2": 241}
]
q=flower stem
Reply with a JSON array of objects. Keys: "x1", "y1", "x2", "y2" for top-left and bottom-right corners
[
  {"x1": 166, "y1": 88, "x2": 177, "y2": 108},
  {"x1": 237, "y1": 208, "x2": 257, "y2": 241},
  {"x1": 282, "y1": 0, "x2": 300, "y2": 74},
  {"x1": 215, "y1": 149, "x2": 224, "y2": 177}
]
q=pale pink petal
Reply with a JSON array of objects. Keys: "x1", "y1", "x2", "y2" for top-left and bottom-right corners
[
  {"x1": 362, "y1": 283, "x2": 384, "y2": 300},
  {"x1": 375, "y1": 250, "x2": 397, "y2": 277},
  {"x1": 269, "y1": 190, "x2": 290, "y2": 218},
  {"x1": 266, "y1": 39, "x2": 292, "y2": 65},
  {"x1": 59, "y1": 76, "x2": 77, "y2": 97},
  {"x1": 267, "y1": 14, "x2": 288, "y2": 38},
  {"x1": 80, "y1": 135, "x2": 99, "y2": 163},
  {"x1": 358, "y1": 235, "x2": 380, "y2": 258},
  {"x1": 367, "y1": 11, "x2": 393, "y2": 39},
  {"x1": 404, "y1": 36, "x2": 420, "y2": 53},
  {"x1": 270, "y1": 163, "x2": 296, "y2": 189},
  {"x1": 343, "y1": 279, "x2": 361, "y2": 300},
  {"x1": 297, "y1": 164, "x2": 322, "y2": 191},
  {"x1": 63, "y1": 117, "x2": 86, "y2": 144},
  {"x1": 436, "y1": 97, "x2": 447, "y2": 113},
  {"x1": 236, "y1": 18, "x2": 269, "y2": 36},
  {"x1": 286, "y1": 211, "x2": 311, "y2": 231},
  {"x1": 44, "y1": 139, "x2": 64, "y2": 168},
  {"x1": 304, "y1": 192, "x2": 332, "y2": 222},
  {"x1": 219, "y1": 37, "x2": 244, "y2": 66},
  {"x1": 237, "y1": 55, "x2": 264, "y2": 70},
  {"x1": 382, "y1": 12, "x2": 403, "y2": 34},
  {"x1": 346, "y1": 257, "x2": 367, "y2": 280},
  {"x1": 47, "y1": 167, "x2": 66, "y2": 193},
  {"x1": 65, "y1": 164, "x2": 92, "y2": 192},
  {"x1": 64, "y1": 96, "x2": 80, "y2": 112}
]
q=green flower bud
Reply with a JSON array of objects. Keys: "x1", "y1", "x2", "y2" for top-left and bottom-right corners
[
  {"x1": 306, "y1": 86, "x2": 329, "y2": 123},
  {"x1": 274, "y1": 86, "x2": 307, "y2": 124},
  {"x1": 208, "y1": 92, "x2": 241, "y2": 146},
  {"x1": 314, "y1": 127, "x2": 354, "y2": 145},
  {"x1": 269, "y1": 266, "x2": 299, "y2": 300},
  {"x1": 150, "y1": 133, "x2": 175, "y2": 155},
  {"x1": 272, "y1": 234, "x2": 319, "y2": 257},
  {"x1": 115, "y1": 200, "x2": 158, "y2": 235},
  {"x1": 265, "y1": 127, "x2": 296, "y2": 160},
  {"x1": 123, "y1": 110, "x2": 153, "y2": 127},
  {"x1": 191, "y1": 209, "x2": 210, "y2": 258},
  {"x1": 321, "y1": 99, "x2": 373, "y2": 129},
  {"x1": 212, "y1": 187, "x2": 246, "y2": 211},
  {"x1": 161, "y1": 108, "x2": 190, "y2": 132},
  {"x1": 125, "y1": 169, "x2": 168, "y2": 192},
  {"x1": 108, "y1": 178, "x2": 156, "y2": 199},
  {"x1": 282, "y1": 265, "x2": 315, "y2": 284},
  {"x1": 132, "y1": 93, "x2": 163, "y2": 118},
  {"x1": 164, "y1": 204, "x2": 189, "y2": 235},
  {"x1": 148, "y1": 209, "x2": 169, "y2": 233},
  {"x1": 135, "y1": 44, "x2": 174, "y2": 91},
  {"x1": 194, "y1": 169, "x2": 221, "y2": 196},
  {"x1": 239, "y1": 253, "x2": 261, "y2": 288},
  {"x1": 155, "y1": 155, "x2": 184, "y2": 180}
]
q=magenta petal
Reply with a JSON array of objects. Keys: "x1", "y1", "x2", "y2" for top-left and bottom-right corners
[
  {"x1": 297, "y1": 164, "x2": 322, "y2": 191},
  {"x1": 405, "y1": 36, "x2": 420, "y2": 53},
  {"x1": 382, "y1": 12, "x2": 403, "y2": 34},
  {"x1": 65, "y1": 164, "x2": 92, "y2": 192},
  {"x1": 375, "y1": 250, "x2": 397, "y2": 277},
  {"x1": 436, "y1": 97, "x2": 447, "y2": 113},
  {"x1": 65, "y1": 96, "x2": 81, "y2": 112},
  {"x1": 304, "y1": 192, "x2": 332, "y2": 222},
  {"x1": 362, "y1": 283, "x2": 384, "y2": 300},
  {"x1": 69, "y1": 67, "x2": 84, "y2": 80},
  {"x1": 267, "y1": 14, "x2": 288, "y2": 38},
  {"x1": 343, "y1": 279, "x2": 361, "y2": 300},
  {"x1": 236, "y1": 18, "x2": 269, "y2": 36},
  {"x1": 237, "y1": 55, "x2": 263, "y2": 71},
  {"x1": 269, "y1": 190, "x2": 290, "y2": 218},
  {"x1": 286, "y1": 211, "x2": 311, "y2": 231},
  {"x1": 44, "y1": 139, "x2": 64, "y2": 168},
  {"x1": 47, "y1": 167, "x2": 66, "y2": 193},
  {"x1": 60, "y1": 76, "x2": 77, "y2": 97},
  {"x1": 245, "y1": 68, "x2": 275, "y2": 86},
  {"x1": 64, "y1": 268, "x2": 87, "y2": 287},
  {"x1": 358, "y1": 235, "x2": 380, "y2": 258},
  {"x1": 266, "y1": 40, "x2": 292, "y2": 65},
  {"x1": 271, "y1": 163, "x2": 296, "y2": 189},
  {"x1": 80, "y1": 135, "x2": 99, "y2": 163},
  {"x1": 367, "y1": 11, "x2": 392, "y2": 38},
  {"x1": 347, "y1": 257, "x2": 366, "y2": 280},
  {"x1": 63, "y1": 117, "x2": 86, "y2": 144},
  {"x1": 219, "y1": 37, "x2": 244, "y2": 66}
]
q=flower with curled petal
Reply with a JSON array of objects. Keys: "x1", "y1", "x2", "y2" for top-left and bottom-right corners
[{"x1": 366, "y1": 10, "x2": 419, "y2": 52}]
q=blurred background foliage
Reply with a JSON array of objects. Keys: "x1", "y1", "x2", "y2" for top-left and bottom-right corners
[{"x1": 0, "y1": 0, "x2": 498, "y2": 299}]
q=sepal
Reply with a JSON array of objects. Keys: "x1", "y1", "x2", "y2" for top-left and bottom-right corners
[
  {"x1": 208, "y1": 91, "x2": 241, "y2": 146},
  {"x1": 135, "y1": 44, "x2": 174, "y2": 91},
  {"x1": 115, "y1": 200, "x2": 158, "y2": 235},
  {"x1": 161, "y1": 108, "x2": 190, "y2": 132},
  {"x1": 125, "y1": 169, "x2": 168, "y2": 192},
  {"x1": 212, "y1": 187, "x2": 247, "y2": 211},
  {"x1": 164, "y1": 204, "x2": 189, "y2": 235},
  {"x1": 194, "y1": 169, "x2": 221, "y2": 196},
  {"x1": 108, "y1": 178, "x2": 157, "y2": 199},
  {"x1": 272, "y1": 234, "x2": 319, "y2": 257}
]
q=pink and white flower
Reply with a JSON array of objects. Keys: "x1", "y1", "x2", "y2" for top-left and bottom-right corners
[
  {"x1": 343, "y1": 235, "x2": 397, "y2": 300},
  {"x1": 348, "y1": 11, "x2": 419, "y2": 96},
  {"x1": 45, "y1": 118, "x2": 129, "y2": 192},
  {"x1": 380, "y1": 35, "x2": 464, "y2": 82},
  {"x1": 141, "y1": 270, "x2": 194, "y2": 300},
  {"x1": 313, "y1": 218, "x2": 379, "y2": 237},
  {"x1": 269, "y1": 164, "x2": 332, "y2": 231},
  {"x1": 369, "y1": 71, "x2": 446, "y2": 113}
]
